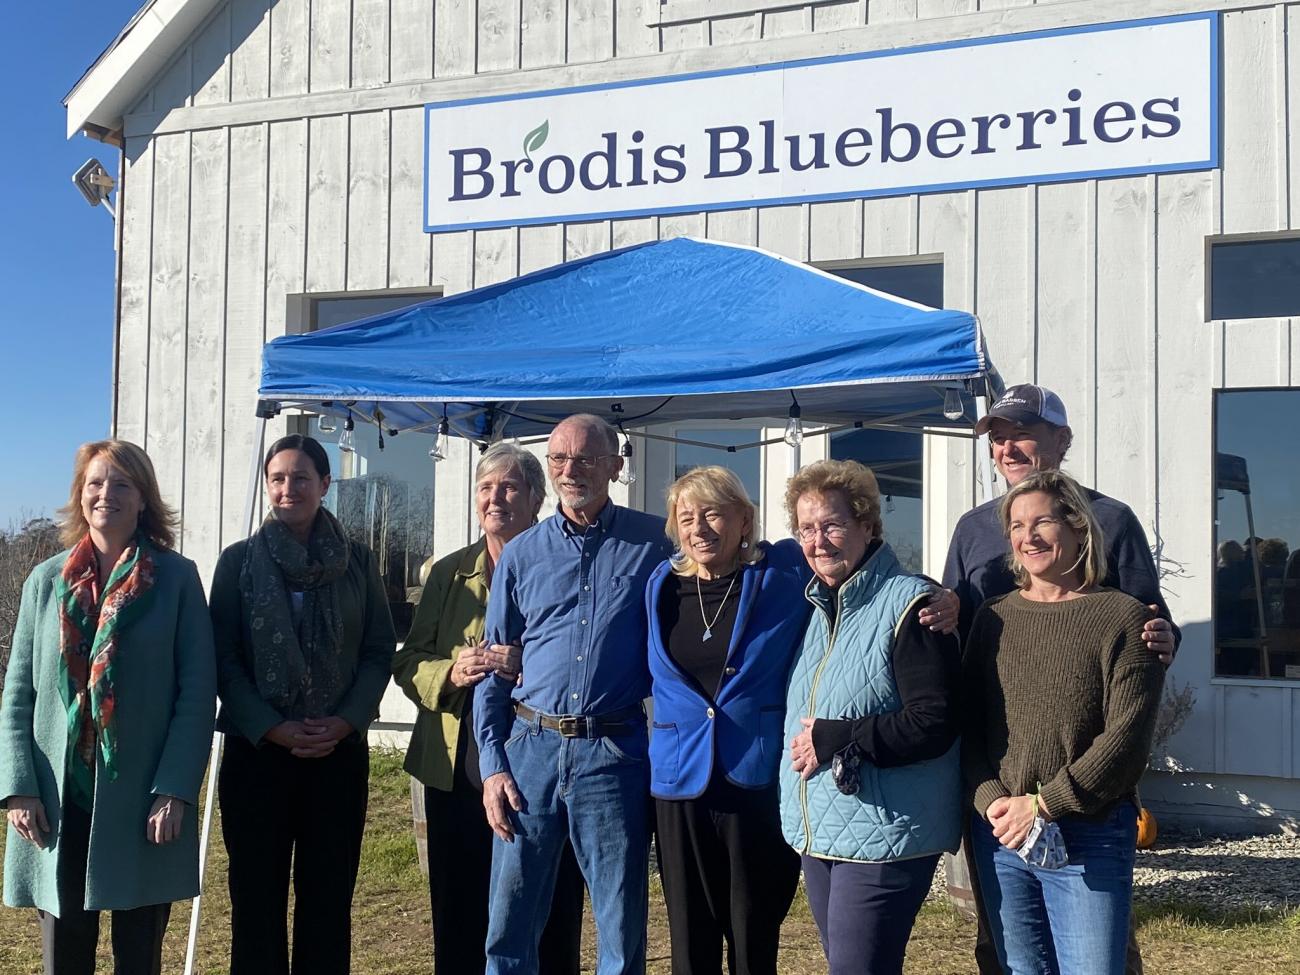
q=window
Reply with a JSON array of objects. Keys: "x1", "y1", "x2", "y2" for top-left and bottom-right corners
[
  {"x1": 824, "y1": 261, "x2": 944, "y2": 309},
  {"x1": 1213, "y1": 389, "x2": 1300, "y2": 679},
  {"x1": 830, "y1": 428, "x2": 924, "y2": 574},
  {"x1": 821, "y1": 261, "x2": 943, "y2": 575},
  {"x1": 673, "y1": 427, "x2": 763, "y2": 503},
  {"x1": 1209, "y1": 236, "x2": 1300, "y2": 320},
  {"x1": 296, "y1": 291, "x2": 442, "y2": 639}
]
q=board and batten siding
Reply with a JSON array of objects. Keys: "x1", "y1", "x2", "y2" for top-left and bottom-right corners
[{"x1": 110, "y1": 0, "x2": 1300, "y2": 790}]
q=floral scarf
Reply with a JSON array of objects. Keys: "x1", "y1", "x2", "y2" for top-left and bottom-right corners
[
  {"x1": 238, "y1": 507, "x2": 350, "y2": 718},
  {"x1": 55, "y1": 533, "x2": 156, "y2": 805}
]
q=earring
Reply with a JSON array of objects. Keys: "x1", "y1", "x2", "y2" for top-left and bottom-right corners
[{"x1": 740, "y1": 540, "x2": 750, "y2": 549}]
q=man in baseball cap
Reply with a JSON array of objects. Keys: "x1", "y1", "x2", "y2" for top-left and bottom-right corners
[{"x1": 918, "y1": 383, "x2": 1177, "y2": 975}]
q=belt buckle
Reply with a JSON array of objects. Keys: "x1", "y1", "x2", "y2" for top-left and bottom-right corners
[{"x1": 556, "y1": 715, "x2": 587, "y2": 738}]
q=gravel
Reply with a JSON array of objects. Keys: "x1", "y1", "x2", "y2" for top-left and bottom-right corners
[{"x1": 927, "y1": 828, "x2": 1300, "y2": 912}]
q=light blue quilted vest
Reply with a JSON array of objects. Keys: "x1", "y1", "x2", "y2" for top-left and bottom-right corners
[{"x1": 779, "y1": 542, "x2": 961, "y2": 863}]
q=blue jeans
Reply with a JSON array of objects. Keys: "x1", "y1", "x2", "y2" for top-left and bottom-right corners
[
  {"x1": 485, "y1": 714, "x2": 650, "y2": 975},
  {"x1": 969, "y1": 804, "x2": 1138, "y2": 975}
]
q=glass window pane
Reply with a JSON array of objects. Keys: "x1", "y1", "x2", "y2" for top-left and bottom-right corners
[
  {"x1": 831, "y1": 428, "x2": 923, "y2": 573},
  {"x1": 307, "y1": 293, "x2": 441, "y2": 639},
  {"x1": 673, "y1": 428, "x2": 762, "y2": 503},
  {"x1": 1210, "y1": 238, "x2": 1300, "y2": 320},
  {"x1": 1214, "y1": 390, "x2": 1300, "y2": 679},
  {"x1": 826, "y1": 263, "x2": 944, "y2": 308},
  {"x1": 314, "y1": 293, "x2": 438, "y2": 330},
  {"x1": 321, "y1": 430, "x2": 434, "y2": 642}
]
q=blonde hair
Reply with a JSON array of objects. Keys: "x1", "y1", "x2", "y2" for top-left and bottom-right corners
[
  {"x1": 998, "y1": 470, "x2": 1106, "y2": 589},
  {"x1": 784, "y1": 459, "x2": 882, "y2": 539},
  {"x1": 59, "y1": 439, "x2": 178, "y2": 550},
  {"x1": 665, "y1": 466, "x2": 761, "y2": 577}
]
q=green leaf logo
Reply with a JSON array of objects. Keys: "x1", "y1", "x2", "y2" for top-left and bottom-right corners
[{"x1": 523, "y1": 120, "x2": 549, "y2": 163}]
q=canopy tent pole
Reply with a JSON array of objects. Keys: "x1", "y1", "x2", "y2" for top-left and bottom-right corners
[
  {"x1": 974, "y1": 394, "x2": 995, "y2": 505},
  {"x1": 184, "y1": 413, "x2": 267, "y2": 975}
]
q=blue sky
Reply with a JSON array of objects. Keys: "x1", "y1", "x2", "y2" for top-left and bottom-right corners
[{"x1": 0, "y1": 3, "x2": 145, "y2": 527}]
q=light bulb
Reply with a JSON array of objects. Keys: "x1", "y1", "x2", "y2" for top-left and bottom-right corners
[
  {"x1": 943, "y1": 388, "x2": 965, "y2": 422},
  {"x1": 430, "y1": 417, "x2": 450, "y2": 462},
  {"x1": 317, "y1": 413, "x2": 337, "y2": 435},
  {"x1": 618, "y1": 437, "x2": 638, "y2": 485},
  {"x1": 783, "y1": 396, "x2": 804, "y2": 447},
  {"x1": 338, "y1": 415, "x2": 356, "y2": 453}
]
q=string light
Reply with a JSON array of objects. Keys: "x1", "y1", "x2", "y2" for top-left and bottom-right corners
[
  {"x1": 430, "y1": 415, "x2": 450, "y2": 462},
  {"x1": 783, "y1": 393, "x2": 804, "y2": 448}
]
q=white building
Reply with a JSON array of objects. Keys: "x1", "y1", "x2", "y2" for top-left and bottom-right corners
[{"x1": 67, "y1": 0, "x2": 1300, "y2": 832}]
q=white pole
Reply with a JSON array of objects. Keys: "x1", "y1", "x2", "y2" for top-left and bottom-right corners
[
  {"x1": 184, "y1": 413, "x2": 267, "y2": 975},
  {"x1": 974, "y1": 394, "x2": 996, "y2": 505}
]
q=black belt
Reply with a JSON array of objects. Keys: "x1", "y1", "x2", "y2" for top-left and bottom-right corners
[{"x1": 514, "y1": 702, "x2": 644, "y2": 739}]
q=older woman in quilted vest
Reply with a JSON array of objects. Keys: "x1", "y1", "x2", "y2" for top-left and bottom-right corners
[{"x1": 780, "y1": 459, "x2": 962, "y2": 975}]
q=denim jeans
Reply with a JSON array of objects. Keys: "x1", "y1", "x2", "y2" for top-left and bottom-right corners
[
  {"x1": 970, "y1": 804, "x2": 1138, "y2": 975},
  {"x1": 485, "y1": 714, "x2": 650, "y2": 975}
]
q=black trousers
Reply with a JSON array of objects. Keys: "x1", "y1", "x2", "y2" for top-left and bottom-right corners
[
  {"x1": 801, "y1": 852, "x2": 939, "y2": 975},
  {"x1": 654, "y1": 778, "x2": 799, "y2": 975},
  {"x1": 218, "y1": 733, "x2": 370, "y2": 975},
  {"x1": 37, "y1": 801, "x2": 171, "y2": 975},
  {"x1": 425, "y1": 762, "x2": 585, "y2": 975}
]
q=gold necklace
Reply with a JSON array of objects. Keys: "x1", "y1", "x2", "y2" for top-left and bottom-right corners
[{"x1": 695, "y1": 571, "x2": 738, "y2": 642}]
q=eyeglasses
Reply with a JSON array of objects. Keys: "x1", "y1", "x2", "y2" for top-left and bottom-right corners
[
  {"x1": 796, "y1": 522, "x2": 852, "y2": 544},
  {"x1": 545, "y1": 453, "x2": 615, "y2": 471}
]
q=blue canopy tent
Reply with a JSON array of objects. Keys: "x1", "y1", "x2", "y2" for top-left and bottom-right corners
[{"x1": 256, "y1": 236, "x2": 999, "y2": 442}]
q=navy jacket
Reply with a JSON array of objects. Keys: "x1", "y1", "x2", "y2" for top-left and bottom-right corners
[{"x1": 646, "y1": 539, "x2": 812, "y2": 800}]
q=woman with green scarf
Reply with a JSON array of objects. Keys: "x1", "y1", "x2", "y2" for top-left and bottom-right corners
[
  {"x1": 209, "y1": 433, "x2": 396, "y2": 975},
  {"x1": 0, "y1": 439, "x2": 217, "y2": 975}
]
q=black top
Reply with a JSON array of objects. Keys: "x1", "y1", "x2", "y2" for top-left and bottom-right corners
[
  {"x1": 810, "y1": 542, "x2": 962, "y2": 768},
  {"x1": 657, "y1": 568, "x2": 742, "y2": 701}
]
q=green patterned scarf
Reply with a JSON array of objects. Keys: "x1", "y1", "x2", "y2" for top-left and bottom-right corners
[{"x1": 56, "y1": 533, "x2": 156, "y2": 806}]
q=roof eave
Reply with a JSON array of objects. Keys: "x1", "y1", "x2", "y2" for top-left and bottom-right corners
[{"x1": 64, "y1": 0, "x2": 226, "y2": 140}]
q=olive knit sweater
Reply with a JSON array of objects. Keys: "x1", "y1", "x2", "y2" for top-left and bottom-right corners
[{"x1": 962, "y1": 588, "x2": 1166, "y2": 821}]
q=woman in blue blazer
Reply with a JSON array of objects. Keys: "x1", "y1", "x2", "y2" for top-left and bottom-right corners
[{"x1": 646, "y1": 466, "x2": 811, "y2": 975}]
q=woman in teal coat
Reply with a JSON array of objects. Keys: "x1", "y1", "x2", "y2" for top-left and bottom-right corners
[{"x1": 0, "y1": 439, "x2": 217, "y2": 975}]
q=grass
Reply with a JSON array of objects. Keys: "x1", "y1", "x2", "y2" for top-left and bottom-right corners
[{"x1": 1, "y1": 748, "x2": 1296, "y2": 973}]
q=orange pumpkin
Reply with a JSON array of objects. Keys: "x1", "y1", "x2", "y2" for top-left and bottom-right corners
[{"x1": 1136, "y1": 807, "x2": 1158, "y2": 849}]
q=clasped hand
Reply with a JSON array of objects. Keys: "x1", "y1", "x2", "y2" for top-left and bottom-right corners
[
  {"x1": 452, "y1": 638, "x2": 522, "y2": 690},
  {"x1": 265, "y1": 715, "x2": 354, "y2": 757},
  {"x1": 986, "y1": 794, "x2": 1041, "y2": 849},
  {"x1": 789, "y1": 717, "x2": 821, "y2": 780}
]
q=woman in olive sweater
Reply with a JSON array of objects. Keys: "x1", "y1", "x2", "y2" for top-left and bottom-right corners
[{"x1": 962, "y1": 470, "x2": 1165, "y2": 975}]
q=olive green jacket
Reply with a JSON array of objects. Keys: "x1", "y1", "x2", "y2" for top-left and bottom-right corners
[
  {"x1": 392, "y1": 539, "x2": 489, "y2": 790},
  {"x1": 0, "y1": 549, "x2": 217, "y2": 915}
]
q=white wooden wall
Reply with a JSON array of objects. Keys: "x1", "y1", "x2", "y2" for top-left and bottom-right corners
[{"x1": 110, "y1": 0, "x2": 1300, "y2": 783}]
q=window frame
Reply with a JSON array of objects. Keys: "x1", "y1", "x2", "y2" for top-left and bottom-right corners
[
  {"x1": 1209, "y1": 386, "x2": 1300, "y2": 686},
  {"x1": 1204, "y1": 231, "x2": 1300, "y2": 323},
  {"x1": 286, "y1": 286, "x2": 444, "y2": 335}
]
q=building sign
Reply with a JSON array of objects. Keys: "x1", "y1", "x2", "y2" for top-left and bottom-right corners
[{"x1": 424, "y1": 14, "x2": 1217, "y2": 232}]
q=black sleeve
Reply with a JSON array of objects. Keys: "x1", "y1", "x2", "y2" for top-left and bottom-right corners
[
  {"x1": 811, "y1": 612, "x2": 962, "y2": 768},
  {"x1": 1110, "y1": 508, "x2": 1182, "y2": 648}
]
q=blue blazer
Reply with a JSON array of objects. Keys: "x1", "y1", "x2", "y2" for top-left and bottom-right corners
[{"x1": 646, "y1": 539, "x2": 812, "y2": 800}]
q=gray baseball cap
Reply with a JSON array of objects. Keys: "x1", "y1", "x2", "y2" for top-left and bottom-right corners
[{"x1": 975, "y1": 384, "x2": 1069, "y2": 435}]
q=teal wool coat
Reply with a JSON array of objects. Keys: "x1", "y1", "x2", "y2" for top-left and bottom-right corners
[{"x1": 0, "y1": 548, "x2": 217, "y2": 915}]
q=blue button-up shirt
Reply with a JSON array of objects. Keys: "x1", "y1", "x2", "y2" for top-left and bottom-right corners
[{"x1": 475, "y1": 501, "x2": 672, "y2": 781}]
